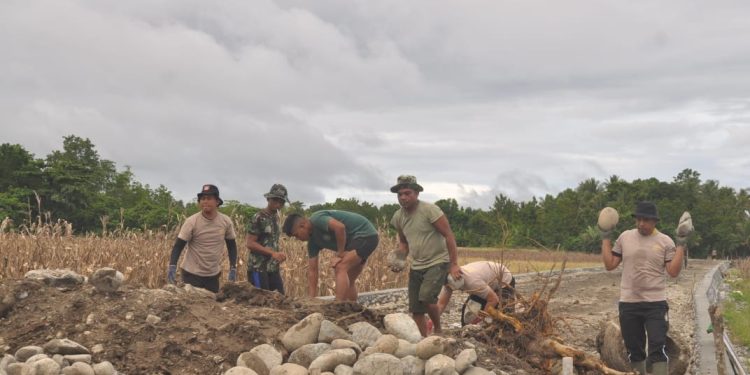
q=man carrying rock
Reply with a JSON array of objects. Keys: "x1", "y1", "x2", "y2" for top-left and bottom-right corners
[
  {"x1": 283, "y1": 210, "x2": 379, "y2": 301},
  {"x1": 436, "y1": 261, "x2": 515, "y2": 326},
  {"x1": 167, "y1": 184, "x2": 238, "y2": 293},
  {"x1": 246, "y1": 184, "x2": 289, "y2": 294},
  {"x1": 389, "y1": 175, "x2": 461, "y2": 337},
  {"x1": 599, "y1": 201, "x2": 693, "y2": 375}
]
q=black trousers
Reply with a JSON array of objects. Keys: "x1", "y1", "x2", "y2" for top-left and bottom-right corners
[
  {"x1": 618, "y1": 301, "x2": 669, "y2": 363},
  {"x1": 181, "y1": 268, "x2": 220, "y2": 293},
  {"x1": 248, "y1": 269, "x2": 285, "y2": 295}
]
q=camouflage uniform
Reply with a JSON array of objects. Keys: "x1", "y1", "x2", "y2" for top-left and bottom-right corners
[{"x1": 247, "y1": 210, "x2": 281, "y2": 272}]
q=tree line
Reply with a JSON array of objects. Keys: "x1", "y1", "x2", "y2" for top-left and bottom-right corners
[{"x1": 2, "y1": 135, "x2": 749, "y2": 259}]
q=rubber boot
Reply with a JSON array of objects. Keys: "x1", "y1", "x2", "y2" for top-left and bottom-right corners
[
  {"x1": 631, "y1": 361, "x2": 647, "y2": 375},
  {"x1": 652, "y1": 361, "x2": 669, "y2": 375}
]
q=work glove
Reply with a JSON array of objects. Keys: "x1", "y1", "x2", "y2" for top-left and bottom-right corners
[
  {"x1": 228, "y1": 267, "x2": 237, "y2": 282},
  {"x1": 597, "y1": 207, "x2": 619, "y2": 240},
  {"x1": 387, "y1": 249, "x2": 407, "y2": 273},
  {"x1": 675, "y1": 211, "x2": 694, "y2": 246},
  {"x1": 167, "y1": 265, "x2": 177, "y2": 284}
]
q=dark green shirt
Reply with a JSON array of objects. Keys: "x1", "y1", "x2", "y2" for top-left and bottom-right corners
[{"x1": 308, "y1": 210, "x2": 378, "y2": 258}]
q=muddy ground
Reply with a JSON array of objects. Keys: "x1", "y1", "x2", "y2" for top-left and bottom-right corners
[{"x1": 0, "y1": 259, "x2": 720, "y2": 374}]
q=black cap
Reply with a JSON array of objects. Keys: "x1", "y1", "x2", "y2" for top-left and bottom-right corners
[
  {"x1": 197, "y1": 184, "x2": 224, "y2": 206},
  {"x1": 632, "y1": 201, "x2": 658, "y2": 220}
]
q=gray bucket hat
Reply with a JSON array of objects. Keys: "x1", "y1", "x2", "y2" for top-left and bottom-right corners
[
  {"x1": 264, "y1": 184, "x2": 290, "y2": 203},
  {"x1": 390, "y1": 175, "x2": 424, "y2": 193}
]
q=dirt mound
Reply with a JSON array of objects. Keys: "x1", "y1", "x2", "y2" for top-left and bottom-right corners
[{"x1": 0, "y1": 279, "x2": 390, "y2": 374}]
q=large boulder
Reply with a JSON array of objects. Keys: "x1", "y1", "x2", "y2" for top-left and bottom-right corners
[
  {"x1": 268, "y1": 363, "x2": 307, "y2": 375},
  {"x1": 88, "y1": 268, "x2": 124, "y2": 293},
  {"x1": 347, "y1": 322, "x2": 382, "y2": 350},
  {"x1": 596, "y1": 319, "x2": 689, "y2": 375},
  {"x1": 250, "y1": 344, "x2": 283, "y2": 371},
  {"x1": 454, "y1": 349, "x2": 477, "y2": 373},
  {"x1": 400, "y1": 355, "x2": 425, "y2": 375},
  {"x1": 319, "y1": 320, "x2": 352, "y2": 343},
  {"x1": 236, "y1": 352, "x2": 269, "y2": 375},
  {"x1": 43, "y1": 339, "x2": 90, "y2": 355},
  {"x1": 352, "y1": 353, "x2": 402, "y2": 375},
  {"x1": 415, "y1": 336, "x2": 454, "y2": 360},
  {"x1": 308, "y1": 349, "x2": 357, "y2": 372},
  {"x1": 425, "y1": 354, "x2": 455, "y2": 375},
  {"x1": 384, "y1": 313, "x2": 422, "y2": 343},
  {"x1": 282, "y1": 313, "x2": 324, "y2": 352},
  {"x1": 24, "y1": 270, "x2": 85, "y2": 290},
  {"x1": 287, "y1": 343, "x2": 331, "y2": 368}
]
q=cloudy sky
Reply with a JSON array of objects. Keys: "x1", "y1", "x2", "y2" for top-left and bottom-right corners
[{"x1": 2, "y1": 0, "x2": 749, "y2": 209}]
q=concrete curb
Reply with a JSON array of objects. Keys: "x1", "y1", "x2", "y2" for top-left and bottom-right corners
[{"x1": 693, "y1": 261, "x2": 732, "y2": 375}]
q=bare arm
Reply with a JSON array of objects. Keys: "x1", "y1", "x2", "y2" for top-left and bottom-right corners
[
  {"x1": 666, "y1": 246, "x2": 685, "y2": 278},
  {"x1": 483, "y1": 289, "x2": 500, "y2": 312},
  {"x1": 307, "y1": 257, "x2": 319, "y2": 297},
  {"x1": 432, "y1": 215, "x2": 461, "y2": 279},
  {"x1": 246, "y1": 233, "x2": 286, "y2": 262},
  {"x1": 327, "y1": 218, "x2": 347, "y2": 257},
  {"x1": 397, "y1": 230, "x2": 410, "y2": 256},
  {"x1": 601, "y1": 238, "x2": 622, "y2": 271}
]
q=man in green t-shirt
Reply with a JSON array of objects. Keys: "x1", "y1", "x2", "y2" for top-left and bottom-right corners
[
  {"x1": 283, "y1": 210, "x2": 379, "y2": 301},
  {"x1": 390, "y1": 175, "x2": 461, "y2": 336},
  {"x1": 246, "y1": 184, "x2": 290, "y2": 294}
]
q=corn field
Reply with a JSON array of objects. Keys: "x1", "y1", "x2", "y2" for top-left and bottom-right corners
[{"x1": 0, "y1": 215, "x2": 601, "y2": 298}]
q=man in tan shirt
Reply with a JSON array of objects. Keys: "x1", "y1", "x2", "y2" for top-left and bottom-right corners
[
  {"x1": 436, "y1": 261, "x2": 515, "y2": 325},
  {"x1": 167, "y1": 184, "x2": 238, "y2": 293},
  {"x1": 600, "y1": 202, "x2": 692, "y2": 375}
]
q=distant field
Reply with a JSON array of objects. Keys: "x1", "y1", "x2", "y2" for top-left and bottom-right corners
[{"x1": 458, "y1": 247, "x2": 602, "y2": 275}]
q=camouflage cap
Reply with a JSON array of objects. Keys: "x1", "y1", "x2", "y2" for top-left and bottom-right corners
[
  {"x1": 264, "y1": 183, "x2": 290, "y2": 203},
  {"x1": 390, "y1": 175, "x2": 424, "y2": 193}
]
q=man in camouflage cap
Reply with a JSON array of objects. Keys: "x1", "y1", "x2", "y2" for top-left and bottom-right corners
[
  {"x1": 390, "y1": 175, "x2": 461, "y2": 337},
  {"x1": 246, "y1": 184, "x2": 290, "y2": 294}
]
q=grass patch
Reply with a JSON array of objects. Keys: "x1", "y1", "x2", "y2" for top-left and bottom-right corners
[{"x1": 723, "y1": 259, "x2": 750, "y2": 348}]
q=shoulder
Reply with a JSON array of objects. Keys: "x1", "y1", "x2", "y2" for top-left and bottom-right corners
[{"x1": 218, "y1": 213, "x2": 234, "y2": 226}]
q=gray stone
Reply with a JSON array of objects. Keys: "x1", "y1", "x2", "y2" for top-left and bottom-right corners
[
  {"x1": 463, "y1": 367, "x2": 493, "y2": 375},
  {"x1": 89, "y1": 268, "x2": 124, "y2": 292},
  {"x1": 24, "y1": 353, "x2": 49, "y2": 363},
  {"x1": 249, "y1": 344, "x2": 283, "y2": 371},
  {"x1": 347, "y1": 322, "x2": 382, "y2": 350},
  {"x1": 62, "y1": 354, "x2": 91, "y2": 364},
  {"x1": 51, "y1": 354, "x2": 65, "y2": 367},
  {"x1": 352, "y1": 353, "x2": 402, "y2": 375},
  {"x1": 62, "y1": 362, "x2": 95, "y2": 375},
  {"x1": 24, "y1": 269, "x2": 85, "y2": 289},
  {"x1": 282, "y1": 313, "x2": 324, "y2": 352},
  {"x1": 90, "y1": 345, "x2": 104, "y2": 355},
  {"x1": 287, "y1": 343, "x2": 331, "y2": 368},
  {"x1": 225, "y1": 367, "x2": 259, "y2": 375},
  {"x1": 309, "y1": 349, "x2": 357, "y2": 372},
  {"x1": 330, "y1": 340, "x2": 361, "y2": 356},
  {"x1": 146, "y1": 314, "x2": 161, "y2": 325},
  {"x1": 384, "y1": 313, "x2": 422, "y2": 343},
  {"x1": 333, "y1": 365, "x2": 353, "y2": 375},
  {"x1": 14, "y1": 346, "x2": 43, "y2": 362},
  {"x1": 33, "y1": 358, "x2": 61, "y2": 375},
  {"x1": 362, "y1": 334, "x2": 399, "y2": 357},
  {"x1": 268, "y1": 363, "x2": 308, "y2": 375},
  {"x1": 1, "y1": 354, "x2": 17, "y2": 371},
  {"x1": 6, "y1": 363, "x2": 34, "y2": 375},
  {"x1": 394, "y1": 340, "x2": 417, "y2": 359},
  {"x1": 416, "y1": 337, "x2": 453, "y2": 360},
  {"x1": 400, "y1": 356, "x2": 426, "y2": 375},
  {"x1": 425, "y1": 354, "x2": 455, "y2": 375},
  {"x1": 236, "y1": 351, "x2": 269, "y2": 375},
  {"x1": 454, "y1": 349, "x2": 477, "y2": 374},
  {"x1": 92, "y1": 361, "x2": 116, "y2": 375},
  {"x1": 318, "y1": 320, "x2": 351, "y2": 343},
  {"x1": 44, "y1": 339, "x2": 90, "y2": 355}
]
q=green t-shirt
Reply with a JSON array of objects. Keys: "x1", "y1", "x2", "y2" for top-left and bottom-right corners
[
  {"x1": 307, "y1": 210, "x2": 378, "y2": 258},
  {"x1": 390, "y1": 201, "x2": 449, "y2": 270}
]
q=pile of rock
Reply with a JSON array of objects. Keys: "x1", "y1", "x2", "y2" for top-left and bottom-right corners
[
  {"x1": 23, "y1": 268, "x2": 124, "y2": 294},
  {"x1": 223, "y1": 312, "x2": 498, "y2": 375},
  {"x1": 0, "y1": 338, "x2": 117, "y2": 375}
]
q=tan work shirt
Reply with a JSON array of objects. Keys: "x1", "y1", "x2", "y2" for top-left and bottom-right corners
[
  {"x1": 178, "y1": 212, "x2": 236, "y2": 276},
  {"x1": 612, "y1": 228, "x2": 676, "y2": 302}
]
